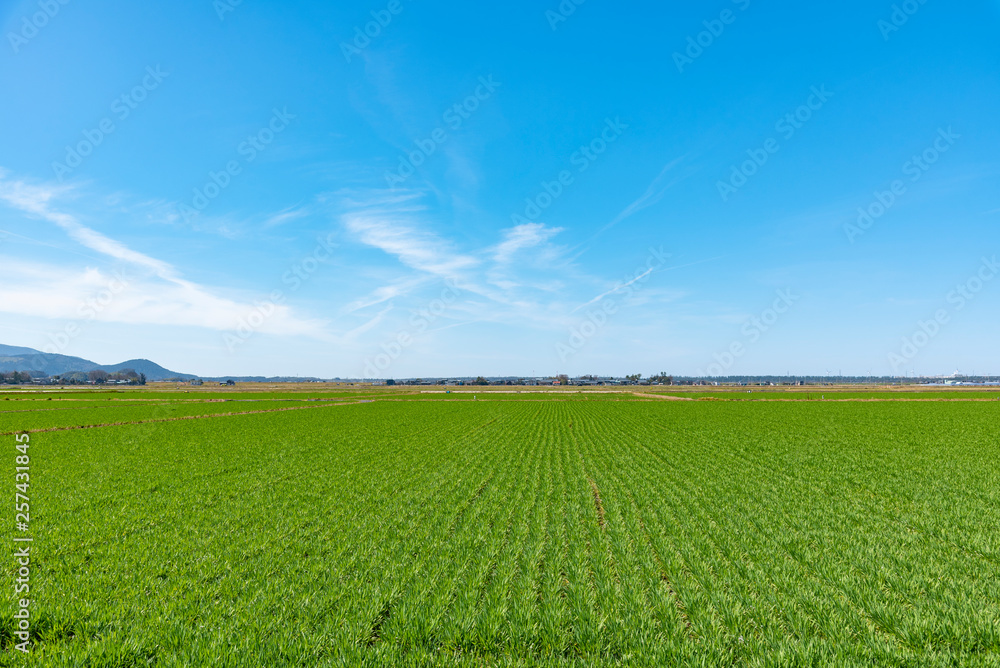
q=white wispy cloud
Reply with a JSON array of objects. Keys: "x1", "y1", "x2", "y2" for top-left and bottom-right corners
[
  {"x1": 492, "y1": 223, "x2": 563, "y2": 263},
  {"x1": 0, "y1": 170, "x2": 330, "y2": 340},
  {"x1": 0, "y1": 175, "x2": 176, "y2": 278},
  {"x1": 342, "y1": 303, "x2": 394, "y2": 342},
  {"x1": 130, "y1": 197, "x2": 245, "y2": 239},
  {"x1": 261, "y1": 203, "x2": 310, "y2": 229},
  {"x1": 336, "y1": 191, "x2": 589, "y2": 333},
  {"x1": 0, "y1": 260, "x2": 329, "y2": 337},
  {"x1": 343, "y1": 212, "x2": 479, "y2": 277},
  {"x1": 343, "y1": 276, "x2": 431, "y2": 314},
  {"x1": 599, "y1": 155, "x2": 690, "y2": 234},
  {"x1": 572, "y1": 256, "x2": 723, "y2": 313},
  {"x1": 574, "y1": 267, "x2": 656, "y2": 312}
]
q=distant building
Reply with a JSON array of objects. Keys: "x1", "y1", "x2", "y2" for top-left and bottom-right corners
[{"x1": 190, "y1": 379, "x2": 203, "y2": 386}]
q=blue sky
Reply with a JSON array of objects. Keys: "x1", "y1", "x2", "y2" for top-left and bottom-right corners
[{"x1": 1, "y1": 0, "x2": 998, "y2": 378}]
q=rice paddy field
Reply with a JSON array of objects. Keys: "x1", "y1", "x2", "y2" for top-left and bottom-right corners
[{"x1": 2, "y1": 386, "x2": 999, "y2": 666}]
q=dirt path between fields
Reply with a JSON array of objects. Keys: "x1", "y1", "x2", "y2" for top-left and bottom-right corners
[
  {"x1": 631, "y1": 393, "x2": 695, "y2": 401},
  {"x1": 0, "y1": 400, "x2": 372, "y2": 436}
]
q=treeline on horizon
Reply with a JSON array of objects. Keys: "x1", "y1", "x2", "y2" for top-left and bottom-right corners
[{"x1": 1, "y1": 368, "x2": 147, "y2": 385}]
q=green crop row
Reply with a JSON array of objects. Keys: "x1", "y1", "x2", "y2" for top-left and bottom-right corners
[
  {"x1": 646, "y1": 390, "x2": 1000, "y2": 401},
  {"x1": 0, "y1": 399, "x2": 359, "y2": 434},
  {"x1": 2, "y1": 399, "x2": 997, "y2": 666}
]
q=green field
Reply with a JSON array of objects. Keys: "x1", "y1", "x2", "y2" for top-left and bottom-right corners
[
  {"x1": 3, "y1": 390, "x2": 999, "y2": 666},
  {"x1": 643, "y1": 389, "x2": 1000, "y2": 401}
]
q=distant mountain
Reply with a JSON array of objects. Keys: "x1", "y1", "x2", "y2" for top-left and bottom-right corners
[
  {"x1": 101, "y1": 359, "x2": 195, "y2": 381},
  {"x1": 0, "y1": 345, "x2": 195, "y2": 381},
  {"x1": 0, "y1": 345, "x2": 40, "y2": 357}
]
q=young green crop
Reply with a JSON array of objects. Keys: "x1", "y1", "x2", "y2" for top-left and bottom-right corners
[
  {"x1": 3, "y1": 397, "x2": 998, "y2": 666},
  {"x1": 0, "y1": 398, "x2": 363, "y2": 434}
]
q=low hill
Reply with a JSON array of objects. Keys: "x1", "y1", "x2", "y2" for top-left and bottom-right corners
[{"x1": 0, "y1": 345, "x2": 195, "y2": 381}]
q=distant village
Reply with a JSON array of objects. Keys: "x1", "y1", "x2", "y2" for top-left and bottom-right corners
[
  {"x1": 1, "y1": 369, "x2": 147, "y2": 386},
  {"x1": 4, "y1": 370, "x2": 999, "y2": 388},
  {"x1": 363, "y1": 373, "x2": 1000, "y2": 388}
]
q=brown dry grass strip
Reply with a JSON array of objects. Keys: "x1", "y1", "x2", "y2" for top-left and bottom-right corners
[
  {"x1": 0, "y1": 400, "x2": 371, "y2": 436},
  {"x1": 588, "y1": 478, "x2": 606, "y2": 530}
]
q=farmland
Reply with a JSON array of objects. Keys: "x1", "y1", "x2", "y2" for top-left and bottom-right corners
[{"x1": 3, "y1": 388, "x2": 999, "y2": 666}]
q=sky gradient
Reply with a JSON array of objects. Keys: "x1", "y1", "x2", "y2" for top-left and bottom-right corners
[{"x1": 1, "y1": 0, "x2": 998, "y2": 378}]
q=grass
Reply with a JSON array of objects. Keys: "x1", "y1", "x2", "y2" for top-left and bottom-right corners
[
  {"x1": 2, "y1": 390, "x2": 998, "y2": 666},
  {"x1": 0, "y1": 398, "x2": 364, "y2": 433}
]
